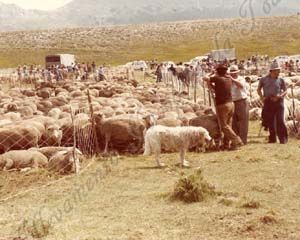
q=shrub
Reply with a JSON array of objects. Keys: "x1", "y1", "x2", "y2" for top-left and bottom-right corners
[{"x1": 171, "y1": 169, "x2": 216, "y2": 203}]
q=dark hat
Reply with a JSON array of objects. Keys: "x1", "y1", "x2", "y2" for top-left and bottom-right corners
[{"x1": 216, "y1": 63, "x2": 228, "y2": 70}]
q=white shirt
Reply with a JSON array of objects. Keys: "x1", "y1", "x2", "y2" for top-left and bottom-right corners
[{"x1": 231, "y1": 76, "x2": 249, "y2": 102}]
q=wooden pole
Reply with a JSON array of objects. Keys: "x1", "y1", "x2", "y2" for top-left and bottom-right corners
[
  {"x1": 87, "y1": 89, "x2": 100, "y2": 155},
  {"x1": 194, "y1": 73, "x2": 197, "y2": 103},
  {"x1": 70, "y1": 106, "x2": 80, "y2": 174}
]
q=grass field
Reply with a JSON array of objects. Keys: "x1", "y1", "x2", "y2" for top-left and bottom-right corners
[
  {"x1": 0, "y1": 14, "x2": 299, "y2": 240},
  {"x1": 0, "y1": 15, "x2": 300, "y2": 68},
  {"x1": 0, "y1": 122, "x2": 299, "y2": 240}
]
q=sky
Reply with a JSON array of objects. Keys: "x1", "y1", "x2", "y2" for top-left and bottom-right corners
[{"x1": 0, "y1": 0, "x2": 72, "y2": 10}]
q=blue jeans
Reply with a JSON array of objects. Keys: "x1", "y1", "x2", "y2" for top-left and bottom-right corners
[{"x1": 263, "y1": 99, "x2": 288, "y2": 144}]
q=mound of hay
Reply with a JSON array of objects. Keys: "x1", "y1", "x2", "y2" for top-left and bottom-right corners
[{"x1": 171, "y1": 169, "x2": 216, "y2": 203}]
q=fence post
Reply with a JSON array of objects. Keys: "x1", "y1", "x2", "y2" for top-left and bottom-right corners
[
  {"x1": 87, "y1": 89, "x2": 100, "y2": 155},
  {"x1": 194, "y1": 73, "x2": 197, "y2": 103},
  {"x1": 70, "y1": 106, "x2": 80, "y2": 174}
]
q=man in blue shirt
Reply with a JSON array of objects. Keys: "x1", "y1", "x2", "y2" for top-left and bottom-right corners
[{"x1": 257, "y1": 61, "x2": 288, "y2": 144}]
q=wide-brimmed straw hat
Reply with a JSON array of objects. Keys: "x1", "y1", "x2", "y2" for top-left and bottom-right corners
[
  {"x1": 270, "y1": 61, "x2": 281, "y2": 71},
  {"x1": 229, "y1": 65, "x2": 240, "y2": 74}
]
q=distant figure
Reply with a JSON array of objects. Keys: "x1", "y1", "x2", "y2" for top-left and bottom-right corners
[
  {"x1": 97, "y1": 66, "x2": 106, "y2": 81},
  {"x1": 92, "y1": 61, "x2": 96, "y2": 73},
  {"x1": 155, "y1": 64, "x2": 162, "y2": 83},
  {"x1": 296, "y1": 60, "x2": 300, "y2": 72}
]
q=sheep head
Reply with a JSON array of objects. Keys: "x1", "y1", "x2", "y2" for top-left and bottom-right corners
[
  {"x1": 93, "y1": 113, "x2": 104, "y2": 125},
  {"x1": 45, "y1": 124, "x2": 63, "y2": 146},
  {"x1": 143, "y1": 114, "x2": 157, "y2": 128},
  {"x1": 60, "y1": 149, "x2": 82, "y2": 174}
]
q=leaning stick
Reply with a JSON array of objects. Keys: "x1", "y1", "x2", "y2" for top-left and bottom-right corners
[{"x1": 291, "y1": 85, "x2": 299, "y2": 134}]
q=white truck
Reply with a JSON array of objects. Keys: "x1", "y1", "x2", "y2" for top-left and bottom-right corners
[
  {"x1": 211, "y1": 48, "x2": 236, "y2": 61},
  {"x1": 45, "y1": 54, "x2": 75, "y2": 68}
]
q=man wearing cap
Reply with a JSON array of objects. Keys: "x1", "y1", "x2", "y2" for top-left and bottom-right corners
[
  {"x1": 204, "y1": 64, "x2": 244, "y2": 150},
  {"x1": 257, "y1": 61, "x2": 288, "y2": 144},
  {"x1": 230, "y1": 65, "x2": 250, "y2": 145}
]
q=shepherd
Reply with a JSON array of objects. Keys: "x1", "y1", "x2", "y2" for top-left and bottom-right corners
[
  {"x1": 204, "y1": 63, "x2": 244, "y2": 150},
  {"x1": 257, "y1": 61, "x2": 288, "y2": 144}
]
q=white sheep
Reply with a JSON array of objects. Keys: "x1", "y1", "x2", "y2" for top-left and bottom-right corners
[
  {"x1": 0, "y1": 150, "x2": 48, "y2": 171},
  {"x1": 143, "y1": 126, "x2": 212, "y2": 168},
  {"x1": 48, "y1": 148, "x2": 82, "y2": 174}
]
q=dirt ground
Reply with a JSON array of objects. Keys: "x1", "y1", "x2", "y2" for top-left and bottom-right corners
[{"x1": 0, "y1": 122, "x2": 299, "y2": 240}]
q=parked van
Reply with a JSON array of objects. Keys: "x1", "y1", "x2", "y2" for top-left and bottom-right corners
[{"x1": 45, "y1": 54, "x2": 75, "y2": 68}]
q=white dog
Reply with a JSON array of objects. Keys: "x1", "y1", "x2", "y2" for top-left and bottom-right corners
[{"x1": 144, "y1": 125, "x2": 212, "y2": 167}]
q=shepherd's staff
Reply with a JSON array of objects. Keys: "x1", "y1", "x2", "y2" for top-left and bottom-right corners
[
  {"x1": 193, "y1": 72, "x2": 197, "y2": 103},
  {"x1": 202, "y1": 70, "x2": 207, "y2": 105},
  {"x1": 291, "y1": 84, "x2": 299, "y2": 134}
]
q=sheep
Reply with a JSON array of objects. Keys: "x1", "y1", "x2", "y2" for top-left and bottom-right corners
[
  {"x1": 0, "y1": 150, "x2": 48, "y2": 171},
  {"x1": 48, "y1": 108, "x2": 62, "y2": 119},
  {"x1": 0, "y1": 126, "x2": 39, "y2": 154},
  {"x1": 156, "y1": 118, "x2": 183, "y2": 127},
  {"x1": 94, "y1": 113, "x2": 154, "y2": 154},
  {"x1": 143, "y1": 125, "x2": 212, "y2": 168},
  {"x1": 189, "y1": 114, "x2": 222, "y2": 148},
  {"x1": 286, "y1": 121, "x2": 300, "y2": 138},
  {"x1": 40, "y1": 124, "x2": 63, "y2": 147},
  {"x1": 48, "y1": 148, "x2": 82, "y2": 174},
  {"x1": 22, "y1": 117, "x2": 63, "y2": 147},
  {"x1": 32, "y1": 146, "x2": 76, "y2": 159}
]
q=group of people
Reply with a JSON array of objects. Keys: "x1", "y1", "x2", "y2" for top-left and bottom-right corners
[
  {"x1": 15, "y1": 62, "x2": 107, "y2": 82},
  {"x1": 154, "y1": 55, "x2": 277, "y2": 85},
  {"x1": 204, "y1": 60, "x2": 288, "y2": 150}
]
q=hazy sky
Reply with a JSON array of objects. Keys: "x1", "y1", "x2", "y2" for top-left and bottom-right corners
[{"x1": 0, "y1": 0, "x2": 72, "y2": 10}]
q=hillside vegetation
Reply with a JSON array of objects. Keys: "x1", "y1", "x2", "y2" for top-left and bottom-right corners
[{"x1": 0, "y1": 15, "x2": 299, "y2": 67}]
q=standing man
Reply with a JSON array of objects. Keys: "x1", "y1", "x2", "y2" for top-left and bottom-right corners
[
  {"x1": 229, "y1": 65, "x2": 249, "y2": 145},
  {"x1": 97, "y1": 66, "x2": 106, "y2": 81},
  {"x1": 155, "y1": 64, "x2": 163, "y2": 83},
  {"x1": 204, "y1": 64, "x2": 244, "y2": 150},
  {"x1": 257, "y1": 62, "x2": 288, "y2": 144}
]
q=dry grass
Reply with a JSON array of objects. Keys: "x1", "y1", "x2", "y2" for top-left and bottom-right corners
[{"x1": 0, "y1": 122, "x2": 300, "y2": 240}]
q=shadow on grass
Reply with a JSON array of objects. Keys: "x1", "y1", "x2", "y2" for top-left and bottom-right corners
[
  {"x1": 247, "y1": 140, "x2": 266, "y2": 144},
  {"x1": 135, "y1": 166, "x2": 164, "y2": 170}
]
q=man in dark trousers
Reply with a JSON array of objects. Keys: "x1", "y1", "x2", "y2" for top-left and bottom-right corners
[
  {"x1": 230, "y1": 65, "x2": 249, "y2": 145},
  {"x1": 257, "y1": 61, "x2": 288, "y2": 144},
  {"x1": 204, "y1": 64, "x2": 244, "y2": 150}
]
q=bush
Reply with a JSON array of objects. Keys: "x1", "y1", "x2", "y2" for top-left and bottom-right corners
[{"x1": 171, "y1": 169, "x2": 216, "y2": 203}]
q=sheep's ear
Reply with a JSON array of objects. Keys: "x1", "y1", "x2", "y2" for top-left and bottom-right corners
[{"x1": 59, "y1": 150, "x2": 69, "y2": 155}]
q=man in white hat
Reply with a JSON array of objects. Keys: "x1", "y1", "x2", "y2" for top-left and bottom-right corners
[
  {"x1": 229, "y1": 65, "x2": 250, "y2": 145},
  {"x1": 257, "y1": 61, "x2": 288, "y2": 144}
]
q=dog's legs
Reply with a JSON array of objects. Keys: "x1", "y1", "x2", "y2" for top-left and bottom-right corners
[
  {"x1": 155, "y1": 151, "x2": 165, "y2": 168},
  {"x1": 180, "y1": 149, "x2": 190, "y2": 168},
  {"x1": 103, "y1": 134, "x2": 110, "y2": 156}
]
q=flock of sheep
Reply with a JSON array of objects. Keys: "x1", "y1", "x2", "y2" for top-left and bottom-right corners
[{"x1": 0, "y1": 66, "x2": 299, "y2": 173}]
